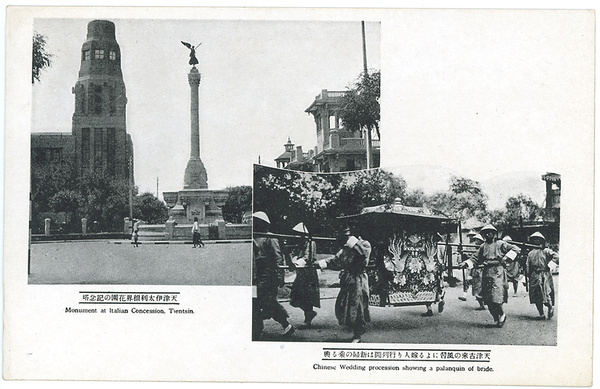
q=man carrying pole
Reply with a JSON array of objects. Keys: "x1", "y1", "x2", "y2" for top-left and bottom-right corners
[
  {"x1": 252, "y1": 211, "x2": 295, "y2": 340},
  {"x1": 526, "y1": 232, "x2": 559, "y2": 320},
  {"x1": 316, "y1": 226, "x2": 372, "y2": 343},
  {"x1": 461, "y1": 225, "x2": 520, "y2": 328}
]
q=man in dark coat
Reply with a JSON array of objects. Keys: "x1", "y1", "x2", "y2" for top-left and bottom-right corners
[
  {"x1": 526, "y1": 232, "x2": 559, "y2": 319},
  {"x1": 289, "y1": 222, "x2": 320, "y2": 329},
  {"x1": 252, "y1": 212, "x2": 294, "y2": 340},
  {"x1": 318, "y1": 227, "x2": 371, "y2": 343},
  {"x1": 462, "y1": 224, "x2": 520, "y2": 328}
]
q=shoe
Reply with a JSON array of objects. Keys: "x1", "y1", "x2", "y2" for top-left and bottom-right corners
[
  {"x1": 421, "y1": 310, "x2": 433, "y2": 317},
  {"x1": 498, "y1": 314, "x2": 507, "y2": 328},
  {"x1": 547, "y1": 306, "x2": 554, "y2": 319},
  {"x1": 351, "y1": 337, "x2": 361, "y2": 343},
  {"x1": 438, "y1": 299, "x2": 445, "y2": 313},
  {"x1": 306, "y1": 310, "x2": 317, "y2": 323},
  {"x1": 537, "y1": 313, "x2": 545, "y2": 320},
  {"x1": 298, "y1": 323, "x2": 312, "y2": 329},
  {"x1": 282, "y1": 324, "x2": 295, "y2": 336}
]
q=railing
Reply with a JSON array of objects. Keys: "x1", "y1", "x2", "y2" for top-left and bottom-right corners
[
  {"x1": 338, "y1": 138, "x2": 381, "y2": 149},
  {"x1": 315, "y1": 90, "x2": 346, "y2": 100}
]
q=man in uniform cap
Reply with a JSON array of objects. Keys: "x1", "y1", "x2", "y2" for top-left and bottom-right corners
[
  {"x1": 459, "y1": 233, "x2": 486, "y2": 310},
  {"x1": 526, "y1": 232, "x2": 559, "y2": 319},
  {"x1": 317, "y1": 226, "x2": 371, "y2": 343},
  {"x1": 289, "y1": 222, "x2": 320, "y2": 329},
  {"x1": 462, "y1": 224, "x2": 520, "y2": 327},
  {"x1": 252, "y1": 211, "x2": 294, "y2": 339},
  {"x1": 502, "y1": 235, "x2": 521, "y2": 297},
  {"x1": 459, "y1": 231, "x2": 480, "y2": 301}
]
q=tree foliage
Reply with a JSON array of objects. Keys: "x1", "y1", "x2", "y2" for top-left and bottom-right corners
[
  {"x1": 253, "y1": 165, "x2": 407, "y2": 238},
  {"x1": 488, "y1": 194, "x2": 541, "y2": 231},
  {"x1": 426, "y1": 176, "x2": 489, "y2": 222},
  {"x1": 30, "y1": 164, "x2": 136, "y2": 233},
  {"x1": 32, "y1": 32, "x2": 52, "y2": 84},
  {"x1": 78, "y1": 172, "x2": 133, "y2": 232},
  {"x1": 133, "y1": 193, "x2": 169, "y2": 224},
  {"x1": 222, "y1": 186, "x2": 252, "y2": 223},
  {"x1": 339, "y1": 70, "x2": 381, "y2": 139}
]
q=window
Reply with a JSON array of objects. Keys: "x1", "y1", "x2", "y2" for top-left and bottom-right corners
[
  {"x1": 82, "y1": 50, "x2": 90, "y2": 61},
  {"x1": 93, "y1": 49, "x2": 105, "y2": 59},
  {"x1": 109, "y1": 51, "x2": 116, "y2": 60},
  {"x1": 346, "y1": 158, "x2": 356, "y2": 171}
]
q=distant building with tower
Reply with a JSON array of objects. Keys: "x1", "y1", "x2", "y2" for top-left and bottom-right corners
[
  {"x1": 275, "y1": 89, "x2": 380, "y2": 172},
  {"x1": 31, "y1": 20, "x2": 133, "y2": 182},
  {"x1": 30, "y1": 20, "x2": 134, "y2": 232}
]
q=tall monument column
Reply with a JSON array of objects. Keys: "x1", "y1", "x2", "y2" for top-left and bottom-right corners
[{"x1": 183, "y1": 65, "x2": 208, "y2": 189}]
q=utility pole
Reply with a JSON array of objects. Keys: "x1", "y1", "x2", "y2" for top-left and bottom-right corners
[{"x1": 362, "y1": 21, "x2": 373, "y2": 169}]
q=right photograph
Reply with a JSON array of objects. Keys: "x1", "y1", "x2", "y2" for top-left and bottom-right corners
[{"x1": 252, "y1": 164, "x2": 560, "y2": 345}]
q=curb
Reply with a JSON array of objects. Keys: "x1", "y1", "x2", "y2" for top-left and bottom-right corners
[{"x1": 113, "y1": 240, "x2": 252, "y2": 245}]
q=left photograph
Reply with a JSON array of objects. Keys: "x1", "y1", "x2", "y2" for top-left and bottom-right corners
[{"x1": 28, "y1": 18, "x2": 381, "y2": 285}]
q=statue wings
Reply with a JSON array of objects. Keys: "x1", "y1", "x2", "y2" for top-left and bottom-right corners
[{"x1": 181, "y1": 41, "x2": 202, "y2": 50}]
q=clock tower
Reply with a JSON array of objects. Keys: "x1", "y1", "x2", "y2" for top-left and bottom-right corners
[{"x1": 71, "y1": 20, "x2": 132, "y2": 182}]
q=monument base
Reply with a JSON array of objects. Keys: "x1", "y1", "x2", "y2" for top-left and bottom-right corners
[{"x1": 163, "y1": 188, "x2": 229, "y2": 224}]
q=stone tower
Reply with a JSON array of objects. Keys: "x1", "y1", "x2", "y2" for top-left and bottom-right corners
[
  {"x1": 183, "y1": 66, "x2": 208, "y2": 189},
  {"x1": 71, "y1": 20, "x2": 132, "y2": 182}
]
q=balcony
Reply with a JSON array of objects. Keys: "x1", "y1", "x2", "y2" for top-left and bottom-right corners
[{"x1": 338, "y1": 137, "x2": 381, "y2": 150}]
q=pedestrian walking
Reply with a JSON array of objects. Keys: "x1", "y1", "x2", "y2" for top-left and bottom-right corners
[
  {"x1": 132, "y1": 219, "x2": 140, "y2": 247},
  {"x1": 252, "y1": 211, "x2": 294, "y2": 340},
  {"x1": 526, "y1": 232, "x2": 559, "y2": 319},
  {"x1": 462, "y1": 233, "x2": 486, "y2": 310},
  {"x1": 503, "y1": 235, "x2": 521, "y2": 297},
  {"x1": 458, "y1": 231, "x2": 477, "y2": 302},
  {"x1": 317, "y1": 227, "x2": 371, "y2": 343},
  {"x1": 422, "y1": 232, "x2": 446, "y2": 317},
  {"x1": 289, "y1": 222, "x2": 320, "y2": 329},
  {"x1": 462, "y1": 224, "x2": 520, "y2": 327},
  {"x1": 191, "y1": 217, "x2": 204, "y2": 248}
]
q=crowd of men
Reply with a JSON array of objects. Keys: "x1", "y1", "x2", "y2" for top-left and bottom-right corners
[{"x1": 252, "y1": 212, "x2": 559, "y2": 343}]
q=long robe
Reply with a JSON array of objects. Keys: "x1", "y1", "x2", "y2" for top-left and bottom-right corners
[
  {"x1": 253, "y1": 237, "x2": 288, "y2": 322},
  {"x1": 290, "y1": 240, "x2": 321, "y2": 309},
  {"x1": 527, "y1": 248, "x2": 559, "y2": 305},
  {"x1": 327, "y1": 239, "x2": 372, "y2": 329},
  {"x1": 468, "y1": 240, "x2": 520, "y2": 304}
]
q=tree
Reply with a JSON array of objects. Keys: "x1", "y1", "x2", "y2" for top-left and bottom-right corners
[
  {"x1": 427, "y1": 176, "x2": 489, "y2": 222},
  {"x1": 222, "y1": 186, "x2": 252, "y2": 223},
  {"x1": 339, "y1": 70, "x2": 381, "y2": 140},
  {"x1": 49, "y1": 190, "x2": 84, "y2": 231},
  {"x1": 32, "y1": 32, "x2": 52, "y2": 84},
  {"x1": 78, "y1": 171, "x2": 134, "y2": 232},
  {"x1": 253, "y1": 165, "x2": 407, "y2": 238},
  {"x1": 403, "y1": 188, "x2": 428, "y2": 207},
  {"x1": 133, "y1": 193, "x2": 169, "y2": 224},
  {"x1": 491, "y1": 194, "x2": 542, "y2": 231}
]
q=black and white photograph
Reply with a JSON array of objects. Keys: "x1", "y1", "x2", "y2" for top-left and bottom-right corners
[
  {"x1": 3, "y1": 5, "x2": 594, "y2": 386},
  {"x1": 252, "y1": 164, "x2": 560, "y2": 345},
  {"x1": 26, "y1": 17, "x2": 379, "y2": 285}
]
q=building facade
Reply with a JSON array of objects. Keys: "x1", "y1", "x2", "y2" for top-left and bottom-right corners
[
  {"x1": 31, "y1": 20, "x2": 134, "y2": 233},
  {"x1": 276, "y1": 89, "x2": 380, "y2": 172},
  {"x1": 31, "y1": 20, "x2": 133, "y2": 183}
]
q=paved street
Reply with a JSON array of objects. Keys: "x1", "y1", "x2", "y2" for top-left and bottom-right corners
[
  {"x1": 29, "y1": 240, "x2": 251, "y2": 285},
  {"x1": 260, "y1": 271, "x2": 559, "y2": 345}
]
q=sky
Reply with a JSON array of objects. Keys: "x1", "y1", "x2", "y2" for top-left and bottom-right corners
[
  {"x1": 27, "y1": 8, "x2": 594, "y2": 211},
  {"x1": 31, "y1": 18, "x2": 380, "y2": 195}
]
